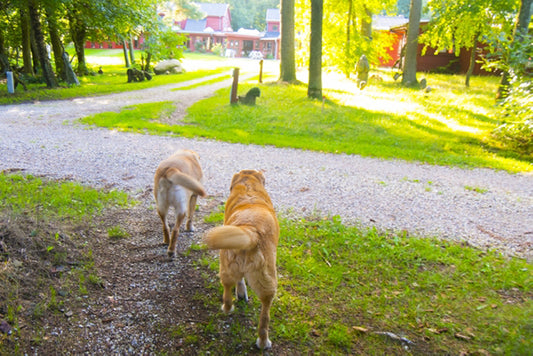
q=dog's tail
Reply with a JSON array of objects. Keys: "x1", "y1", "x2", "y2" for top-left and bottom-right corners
[
  {"x1": 165, "y1": 168, "x2": 206, "y2": 197},
  {"x1": 204, "y1": 226, "x2": 258, "y2": 250}
]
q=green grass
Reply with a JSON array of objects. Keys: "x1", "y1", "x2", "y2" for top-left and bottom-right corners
[
  {"x1": 0, "y1": 173, "x2": 132, "y2": 221},
  {"x1": 198, "y1": 213, "x2": 532, "y2": 354}
]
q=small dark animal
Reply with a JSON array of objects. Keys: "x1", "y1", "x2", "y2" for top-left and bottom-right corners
[
  {"x1": 238, "y1": 87, "x2": 261, "y2": 105},
  {"x1": 98, "y1": 67, "x2": 103, "y2": 74}
]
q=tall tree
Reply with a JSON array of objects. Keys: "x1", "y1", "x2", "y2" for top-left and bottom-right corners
[
  {"x1": 67, "y1": 6, "x2": 89, "y2": 75},
  {"x1": 20, "y1": 6, "x2": 34, "y2": 75},
  {"x1": 28, "y1": 0, "x2": 57, "y2": 87},
  {"x1": 279, "y1": 0, "x2": 296, "y2": 82},
  {"x1": 307, "y1": 0, "x2": 322, "y2": 99},
  {"x1": 45, "y1": 4, "x2": 67, "y2": 81},
  {"x1": 401, "y1": 0, "x2": 421, "y2": 86}
]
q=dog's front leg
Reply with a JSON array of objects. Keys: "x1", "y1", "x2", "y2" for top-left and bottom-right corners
[
  {"x1": 167, "y1": 212, "x2": 186, "y2": 258},
  {"x1": 236, "y1": 278, "x2": 248, "y2": 302}
]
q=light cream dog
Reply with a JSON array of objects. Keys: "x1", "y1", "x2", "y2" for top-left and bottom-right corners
[
  {"x1": 154, "y1": 149, "x2": 206, "y2": 258},
  {"x1": 204, "y1": 169, "x2": 279, "y2": 349}
]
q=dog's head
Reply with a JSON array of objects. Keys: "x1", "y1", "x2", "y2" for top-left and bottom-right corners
[
  {"x1": 230, "y1": 169, "x2": 265, "y2": 191},
  {"x1": 246, "y1": 87, "x2": 261, "y2": 98}
]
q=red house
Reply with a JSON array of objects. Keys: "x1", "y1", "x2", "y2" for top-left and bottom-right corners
[
  {"x1": 174, "y1": 3, "x2": 280, "y2": 59},
  {"x1": 85, "y1": 4, "x2": 281, "y2": 60},
  {"x1": 376, "y1": 16, "x2": 492, "y2": 75}
]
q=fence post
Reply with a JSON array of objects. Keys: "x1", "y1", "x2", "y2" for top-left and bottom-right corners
[
  {"x1": 230, "y1": 67, "x2": 239, "y2": 104},
  {"x1": 259, "y1": 59, "x2": 263, "y2": 83},
  {"x1": 6, "y1": 71, "x2": 14, "y2": 94}
]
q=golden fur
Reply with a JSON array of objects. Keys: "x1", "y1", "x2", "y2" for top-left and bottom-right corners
[
  {"x1": 154, "y1": 149, "x2": 206, "y2": 258},
  {"x1": 204, "y1": 170, "x2": 279, "y2": 349}
]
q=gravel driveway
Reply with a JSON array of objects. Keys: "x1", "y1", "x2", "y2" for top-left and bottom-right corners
[{"x1": 1, "y1": 64, "x2": 532, "y2": 261}]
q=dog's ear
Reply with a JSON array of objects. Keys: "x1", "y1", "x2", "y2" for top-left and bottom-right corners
[{"x1": 252, "y1": 170, "x2": 266, "y2": 186}]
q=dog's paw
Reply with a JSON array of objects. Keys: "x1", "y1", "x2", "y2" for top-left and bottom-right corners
[
  {"x1": 167, "y1": 250, "x2": 176, "y2": 259},
  {"x1": 256, "y1": 337, "x2": 272, "y2": 350},
  {"x1": 221, "y1": 304, "x2": 234, "y2": 314}
]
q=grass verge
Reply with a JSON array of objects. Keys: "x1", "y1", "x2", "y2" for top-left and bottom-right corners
[
  {"x1": 197, "y1": 212, "x2": 532, "y2": 354},
  {"x1": 0, "y1": 173, "x2": 133, "y2": 354},
  {"x1": 0, "y1": 65, "x2": 229, "y2": 105}
]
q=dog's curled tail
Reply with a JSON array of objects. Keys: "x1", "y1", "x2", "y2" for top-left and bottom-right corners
[
  {"x1": 165, "y1": 168, "x2": 207, "y2": 197},
  {"x1": 204, "y1": 226, "x2": 258, "y2": 250}
]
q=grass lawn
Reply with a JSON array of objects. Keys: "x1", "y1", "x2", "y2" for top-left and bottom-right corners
[
  {"x1": 80, "y1": 71, "x2": 531, "y2": 173},
  {"x1": 194, "y1": 210, "x2": 532, "y2": 355}
]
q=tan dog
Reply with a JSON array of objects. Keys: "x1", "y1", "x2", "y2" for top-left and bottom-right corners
[
  {"x1": 154, "y1": 150, "x2": 206, "y2": 258},
  {"x1": 204, "y1": 169, "x2": 279, "y2": 349}
]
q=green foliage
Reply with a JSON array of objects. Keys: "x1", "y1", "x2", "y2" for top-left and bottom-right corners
[
  {"x1": 421, "y1": 0, "x2": 519, "y2": 56},
  {"x1": 484, "y1": 32, "x2": 533, "y2": 155},
  {"x1": 142, "y1": 22, "x2": 187, "y2": 63}
]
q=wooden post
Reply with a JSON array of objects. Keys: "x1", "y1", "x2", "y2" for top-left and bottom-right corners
[
  {"x1": 259, "y1": 59, "x2": 263, "y2": 83},
  {"x1": 230, "y1": 67, "x2": 239, "y2": 104},
  {"x1": 6, "y1": 71, "x2": 14, "y2": 93}
]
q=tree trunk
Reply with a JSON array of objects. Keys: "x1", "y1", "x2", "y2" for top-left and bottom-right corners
[
  {"x1": 465, "y1": 36, "x2": 478, "y2": 87},
  {"x1": 0, "y1": 27, "x2": 9, "y2": 73},
  {"x1": 29, "y1": 22, "x2": 40, "y2": 74},
  {"x1": 129, "y1": 36, "x2": 135, "y2": 64},
  {"x1": 46, "y1": 9, "x2": 66, "y2": 81},
  {"x1": 279, "y1": 0, "x2": 296, "y2": 82},
  {"x1": 144, "y1": 52, "x2": 152, "y2": 72},
  {"x1": 402, "y1": 0, "x2": 421, "y2": 87},
  {"x1": 122, "y1": 39, "x2": 131, "y2": 67},
  {"x1": 343, "y1": 0, "x2": 353, "y2": 77},
  {"x1": 497, "y1": 0, "x2": 532, "y2": 99},
  {"x1": 361, "y1": 6, "x2": 372, "y2": 40},
  {"x1": 20, "y1": 7, "x2": 34, "y2": 75},
  {"x1": 28, "y1": 0, "x2": 57, "y2": 88},
  {"x1": 307, "y1": 0, "x2": 323, "y2": 99},
  {"x1": 68, "y1": 10, "x2": 89, "y2": 76}
]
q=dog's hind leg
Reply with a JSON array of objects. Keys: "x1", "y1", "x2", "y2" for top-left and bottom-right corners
[
  {"x1": 157, "y1": 209, "x2": 170, "y2": 245},
  {"x1": 167, "y1": 212, "x2": 185, "y2": 258},
  {"x1": 256, "y1": 294, "x2": 274, "y2": 349},
  {"x1": 236, "y1": 278, "x2": 248, "y2": 302},
  {"x1": 221, "y1": 280, "x2": 235, "y2": 313},
  {"x1": 185, "y1": 194, "x2": 198, "y2": 231}
]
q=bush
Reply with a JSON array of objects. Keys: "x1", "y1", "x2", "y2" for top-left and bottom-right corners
[
  {"x1": 492, "y1": 119, "x2": 533, "y2": 156},
  {"x1": 211, "y1": 43, "x2": 223, "y2": 56}
]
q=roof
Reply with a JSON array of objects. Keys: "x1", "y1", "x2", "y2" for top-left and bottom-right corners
[
  {"x1": 263, "y1": 31, "x2": 280, "y2": 39},
  {"x1": 183, "y1": 19, "x2": 207, "y2": 32},
  {"x1": 372, "y1": 15, "x2": 409, "y2": 31},
  {"x1": 266, "y1": 8, "x2": 280, "y2": 22},
  {"x1": 196, "y1": 3, "x2": 229, "y2": 18}
]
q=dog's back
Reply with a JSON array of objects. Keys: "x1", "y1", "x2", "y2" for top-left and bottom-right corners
[{"x1": 154, "y1": 149, "x2": 206, "y2": 257}]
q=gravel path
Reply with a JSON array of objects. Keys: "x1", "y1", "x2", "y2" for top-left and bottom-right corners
[{"x1": 1, "y1": 64, "x2": 532, "y2": 261}]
